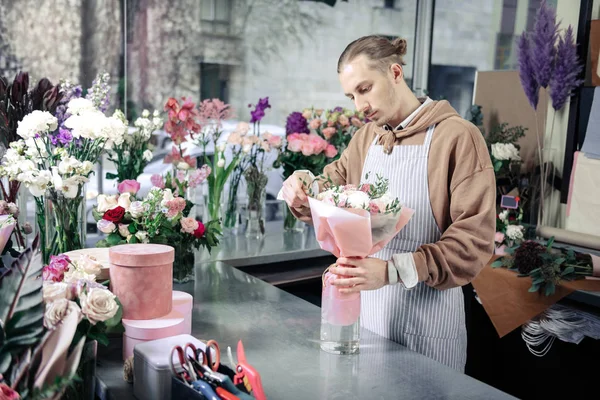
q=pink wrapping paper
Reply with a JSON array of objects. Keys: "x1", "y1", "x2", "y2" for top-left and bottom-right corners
[{"x1": 309, "y1": 197, "x2": 414, "y2": 326}]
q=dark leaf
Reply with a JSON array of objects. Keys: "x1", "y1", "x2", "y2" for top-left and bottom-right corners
[
  {"x1": 0, "y1": 352, "x2": 11, "y2": 375},
  {"x1": 105, "y1": 172, "x2": 119, "y2": 180},
  {"x1": 491, "y1": 259, "x2": 505, "y2": 268},
  {"x1": 545, "y1": 282, "x2": 556, "y2": 296},
  {"x1": 528, "y1": 284, "x2": 540, "y2": 293}
]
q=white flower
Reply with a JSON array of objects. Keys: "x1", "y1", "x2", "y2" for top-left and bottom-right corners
[
  {"x1": 42, "y1": 282, "x2": 72, "y2": 302},
  {"x1": 177, "y1": 162, "x2": 190, "y2": 170},
  {"x1": 217, "y1": 142, "x2": 226, "y2": 153},
  {"x1": 79, "y1": 287, "x2": 118, "y2": 325},
  {"x1": 117, "y1": 193, "x2": 132, "y2": 211},
  {"x1": 66, "y1": 98, "x2": 96, "y2": 116},
  {"x1": 129, "y1": 201, "x2": 145, "y2": 218},
  {"x1": 75, "y1": 254, "x2": 102, "y2": 276},
  {"x1": 505, "y1": 225, "x2": 524, "y2": 241},
  {"x1": 97, "y1": 219, "x2": 116, "y2": 234},
  {"x1": 491, "y1": 143, "x2": 521, "y2": 161},
  {"x1": 16, "y1": 110, "x2": 58, "y2": 140},
  {"x1": 44, "y1": 298, "x2": 82, "y2": 329},
  {"x1": 96, "y1": 194, "x2": 119, "y2": 213},
  {"x1": 345, "y1": 191, "x2": 371, "y2": 209},
  {"x1": 498, "y1": 210, "x2": 509, "y2": 223},
  {"x1": 51, "y1": 169, "x2": 89, "y2": 198},
  {"x1": 143, "y1": 149, "x2": 153, "y2": 162},
  {"x1": 63, "y1": 269, "x2": 97, "y2": 284},
  {"x1": 242, "y1": 144, "x2": 252, "y2": 154},
  {"x1": 217, "y1": 158, "x2": 225, "y2": 168},
  {"x1": 58, "y1": 156, "x2": 82, "y2": 175},
  {"x1": 87, "y1": 189, "x2": 99, "y2": 200},
  {"x1": 142, "y1": 109, "x2": 150, "y2": 118},
  {"x1": 118, "y1": 223, "x2": 130, "y2": 237},
  {"x1": 135, "y1": 230, "x2": 149, "y2": 243},
  {"x1": 161, "y1": 189, "x2": 174, "y2": 204}
]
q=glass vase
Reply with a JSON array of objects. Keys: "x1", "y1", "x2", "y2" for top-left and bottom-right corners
[
  {"x1": 223, "y1": 172, "x2": 243, "y2": 234},
  {"x1": 44, "y1": 185, "x2": 87, "y2": 262},
  {"x1": 173, "y1": 242, "x2": 195, "y2": 283},
  {"x1": 205, "y1": 184, "x2": 225, "y2": 223},
  {"x1": 245, "y1": 176, "x2": 267, "y2": 239},
  {"x1": 283, "y1": 205, "x2": 305, "y2": 233}
]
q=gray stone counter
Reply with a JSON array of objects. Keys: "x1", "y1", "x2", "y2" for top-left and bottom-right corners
[{"x1": 95, "y1": 257, "x2": 515, "y2": 399}]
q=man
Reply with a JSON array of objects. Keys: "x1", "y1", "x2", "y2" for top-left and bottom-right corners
[{"x1": 281, "y1": 35, "x2": 496, "y2": 372}]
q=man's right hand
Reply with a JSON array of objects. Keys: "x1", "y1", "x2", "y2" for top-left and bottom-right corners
[{"x1": 281, "y1": 171, "x2": 311, "y2": 209}]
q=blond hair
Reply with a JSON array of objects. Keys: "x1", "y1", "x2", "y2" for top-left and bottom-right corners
[{"x1": 337, "y1": 35, "x2": 407, "y2": 74}]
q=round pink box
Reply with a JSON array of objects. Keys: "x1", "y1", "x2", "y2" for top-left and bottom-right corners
[
  {"x1": 172, "y1": 291, "x2": 193, "y2": 333},
  {"x1": 122, "y1": 308, "x2": 186, "y2": 360},
  {"x1": 109, "y1": 244, "x2": 175, "y2": 320}
]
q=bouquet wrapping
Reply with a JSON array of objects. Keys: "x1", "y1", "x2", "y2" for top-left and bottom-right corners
[{"x1": 308, "y1": 175, "x2": 414, "y2": 326}]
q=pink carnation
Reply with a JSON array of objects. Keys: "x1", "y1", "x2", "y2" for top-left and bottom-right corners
[
  {"x1": 166, "y1": 197, "x2": 187, "y2": 218},
  {"x1": 494, "y1": 231, "x2": 505, "y2": 243},
  {"x1": 151, "y1": 174, "x2": 165, "y2": 189}
]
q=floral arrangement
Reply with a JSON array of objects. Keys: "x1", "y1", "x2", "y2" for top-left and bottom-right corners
[
  {"x1": 242, "y1": 97, "x2": 283, "y2": 237},
  {"x1": 106, "y1": 109, "x2": 163, "y2": 182},
  {"x1": 162, "y1": 97, "x2": 201, "y2": 170},
  {"x1": 151, "y1": 164, "x2": 211, "y2": 199},
  {"x1": 92, "y1": 183, "x2": 221, "y2": 282},
  {"x1": 41, "y1": 253, "x2": 123, "y2": 346},
  {"x1": 495, "y1": 206, "x2": 525, "y2": 253},
  {"x1": 0, "y1": 71, "x2": 62, "y2": 250},
  {"x1": 492, "y1": 237, "x2": 598, "y2": 296},
  {"x1": 0, "y1": 72, "x2": 127, "y2": 263},
  {"x1": 287, "y1": 106, "x2": 367, "y2": 157}
]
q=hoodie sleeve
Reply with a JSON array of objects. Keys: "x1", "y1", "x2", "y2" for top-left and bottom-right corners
[{"x1": 391, "y1": 118, "x2": 496, "y2": 290}]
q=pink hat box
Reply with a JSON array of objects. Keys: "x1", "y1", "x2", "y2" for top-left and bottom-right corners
[
  {"x1": 109, "y1": 244, "x2": 174, "y2": 320},
  {"x1": 172, "y1": 291, "x2": 193, "y2": 333}
]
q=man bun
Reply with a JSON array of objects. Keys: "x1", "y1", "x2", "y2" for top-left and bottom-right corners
[{"x1": 391, "y1": 37, "x2": 407, "y2": 56}]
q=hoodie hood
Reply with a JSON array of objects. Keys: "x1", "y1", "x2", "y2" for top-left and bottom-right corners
[{"x1": 376, "y1": 100, "x2": 461, "y2": 154}]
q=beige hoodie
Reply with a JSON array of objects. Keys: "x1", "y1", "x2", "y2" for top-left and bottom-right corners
[{"x1": 290, "y1": 100, "x2": 496, "y2": 290}]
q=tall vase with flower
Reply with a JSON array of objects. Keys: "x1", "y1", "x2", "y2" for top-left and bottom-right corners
[
  {"x1": 243, "y1": 97, "x2": 282, "y2": 238},
  {"x1": 223, "y1": 122, "x2": 252, "y2": 233},
  {"x1": 2, "y1": 73, "x2": 127, "y2": 263}
]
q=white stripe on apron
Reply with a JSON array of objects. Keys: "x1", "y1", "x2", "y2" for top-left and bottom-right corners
[{"x1": 360, "y1": 125, "x2": 467, "y2": 372}]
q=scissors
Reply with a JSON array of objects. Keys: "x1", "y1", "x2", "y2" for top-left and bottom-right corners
[
  {"x1": 170, "y1": 343, "x2": 220, "y2": 400},
  {"x1": 229, "y1": 340, "x2": 267, "y2": 400}
]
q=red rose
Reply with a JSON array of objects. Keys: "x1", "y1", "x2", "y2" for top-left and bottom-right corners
[
  {"x1": 193, "y1": 221, "x2": 205, "y2": 238},
  {"x1": 103, "y1": 206, "x2": 126, "y2": 223}
]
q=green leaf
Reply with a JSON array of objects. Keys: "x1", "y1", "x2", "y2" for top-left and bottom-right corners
[
  {"x1": 104, "y1": 298, "x2": 123, "y2": 328},
  {"x1": 545, "y1": 282, "x2": 556, "y2": 296},
  {"x1": 95, "y1": 239, "x2": 109, "y2": 248},
  {"x1": 0, "y1": 353, "x2": 11, "y2": 376},
  {"x1": 128, "y1": 223, "x2": 137, "y2": 234},
  {"x1": 547, "y1": 236, "x2": 555, "y2": 250},
  {"x1": 92, "y1": 207, "x2": 104, "y2": 221},
  {"x1": 87, "y1": 331, "x2": 109, "y2": 347},
  {"x1": 491, "y1": 259, "x2": 504, "y2": 268},
  {"x1": 105, "y1": 172, "x2": 118, "y2": 180},
  {"x1": 561, "y1": 266, "x2": 575, "y2": 276},
  {"x1": 528, "y1": 284, "x2": 540, "y2": 293},
  {"x1": 106, "y1": 322, "x2": 125, "y2": 335},
  {"x1": 129, "y1": 235, "x2": 139, "y2": 244},
  {"x1": 106, "y1": 233, "x2": 122, "y2": 246}
]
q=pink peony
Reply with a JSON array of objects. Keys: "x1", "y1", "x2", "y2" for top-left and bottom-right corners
[
  {"x1": 322, "y1": 127, "x2": 336, "y2": 140},
  {"x1": 324, "y1": 144, "x2": 338, "y2": 158},
  {"x1": 117, "y1": 180, "x2": 140, "y2": 195},
  {"x1": 180, "y1": 217, "x2": 199, "y2": 234},
  {"x1": 494, "y1": 231, "x2": 505, "y2": 243},
  {"x1": 150, "y1": 174, "x2": 165, "y2": 189}
]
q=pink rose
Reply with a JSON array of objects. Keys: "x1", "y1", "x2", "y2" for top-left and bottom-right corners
[
  {"x1": 359, "y1": 183, "x2": 371, "y2": 193},
  {"x1": 42, "y1": 265, "x2": 65, "y2": 282},
  {"x1": 494, "y1": 231, "x2": 505, "y2": 243},
  {"x1": 338, "y1": 115, "x2": 350, "y2": 126},
  {"x1": 150, "y1": 174, "x2": 165, "y2": 189},
  {"x1": 324, "y1": 144, "x2": 338, "y2": 158},
  {"x1": 322, "y1": 127, "x2": 336, "y2": 140},
  {"x1": 309, "y1": 119, "x2": 322, "y2": 130},
  {"x1": 308, "y1": 134, "x2": 328, "y2": 154},
  {"x1": 117, "y1": 180, "x2": 141, "y2": 195},
  {"x1": 180, "y1": 217, "x2": 199, "y2": 234},
  {"x1": 369, "y1": 202, "x2": 380, "y2": 214}
]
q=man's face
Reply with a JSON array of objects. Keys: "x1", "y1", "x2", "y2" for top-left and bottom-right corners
[{"x1": 339, "y1": 55, "x2": 400, "y2": 127}]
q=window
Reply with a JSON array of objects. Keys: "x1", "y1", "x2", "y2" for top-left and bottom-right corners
[
  {"x1": 201, "y1": 0, "x2": 231, "y2": 22},
  {"x1": 384, "y1": 0, "x2": 395, "y2": 9},
  {"x1": 200, "y1": 63, "x2": 229, "y2": 103}
]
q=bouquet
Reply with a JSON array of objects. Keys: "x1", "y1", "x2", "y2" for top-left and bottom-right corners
[
  {"x1": 492, "y1": 237, "x2": 600, "y2": 296},
  {"x1": 106, "y1": 109, "x2": 163, "y2": 182},
  {"x1": 291, "y1": 173, "x2": 414, "y2": 328},
  {"x1": 494, "y1": 205, "x2": 525, "y2": 254},
  {"x1": 41, "y1": 252, "x2": 124, "y2": 346},
  {"x1": 92, "y1": 184, "x2": 221, "y2": 282}
]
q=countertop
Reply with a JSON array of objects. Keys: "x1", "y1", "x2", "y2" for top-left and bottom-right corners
[{"x1": 95, "y1": 224, "x2": 516, "y2": 400}]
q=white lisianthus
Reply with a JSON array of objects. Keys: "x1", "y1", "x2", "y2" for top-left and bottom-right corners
[
  {"x1": 242, "y1": 144, "x2": 252, "y2": 154},
  {"x1": 161, "y1": 189, "x2": 174, "y2": 205},
  {"x1": 58, "y1": 156, "x2": 82, "y2": 175},
  {"x1": 42, "y1": 282, "x2": 72, "y2": 302},
  {"x1": 80, "y1": 287, "x2": 118, "y2": 325},
  {"x1": 44, "y1": 298, "x2": 82, "y2": 329},
  {"x1": 96, "y1": 194, "x2": 119, "y2": 213},
  {"x1": 51, "y1": 170, "x2": 89, "y2": 198},
  {"x1": 143, "y1": 149, "x2": 153, "y2": 162},
  {"x1": 491, "y1": 143, "x2": 521, "y2": 161},
  {"x1": 505, "y1": 224, "x2": 524, "y2": 241},
  {"x1": 177, "y1": 162, "x2": 190, "y2": 170},
  {"x1": 16, "y1": 110, "x2": 58, "y2": 140},
  {"x1": 217, "y1": 142, "x2": 226, "y2": 153}
]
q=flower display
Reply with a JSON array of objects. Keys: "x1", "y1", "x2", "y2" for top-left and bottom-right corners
[
  {"x1": 41, "y1": 252, "x2": 123, "y2": 344},
  {"x1": 494, "y1": 204, "x2": 525, "y2": 252}
]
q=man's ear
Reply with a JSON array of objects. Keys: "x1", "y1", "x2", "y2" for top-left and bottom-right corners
[{"x1": 390, "y1": 63, "x2": 403, "y2": 82}]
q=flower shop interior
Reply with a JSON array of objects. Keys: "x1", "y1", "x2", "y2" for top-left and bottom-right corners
[{"x1": 2, "y1": 0, "x2": 600, "y2": 399}]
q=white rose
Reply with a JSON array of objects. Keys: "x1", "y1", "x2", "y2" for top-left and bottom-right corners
[
  {"x1": 97, "y1": 219, "x2": 116, "y2": 234},
  {"x1": 42, "y1": 282, "x2": 72, "y2": 302},
  {"x1": 76, "y1": 254, "x2": 102, "y2": 276},
  {"x1": 345, "y1": 191, "x2": 371, "y2": 209},
  {"x1": 505, "y1": 225, "x2": 524, "y2": 241},
  {"x1": 143, "y1": 149, "x2": 153, "y2": 162},
  {"x1": 491, "y1": 143, "x2": 521, "y2": 161},
  {"x1": 129, "y1": 201, "x2": 145, "y2": 218},
  {"x1": 44, "y1": 298, "x2": 82, "y2": 328},
  {"x1": 63, "y1": 269, "x2": 97, "y2": 284},
  {"x1": 117, "y1": 193, "x2": 132, "y2": 211},
  {"x1": 118, "y1": 223, "x2": 130, "y2": 237},
  {"x1": 80, "y1": 287, "x2": 118, "y2": 325},
  {"x1": 96, "y1": 194, "x2": 119, "y2": 213},
  {"x1": 135, "y1": 230, "x2": 149, "y2": 243},
  {"x1": 498, "y1": 210, "x2": 509, "y2": 223}
]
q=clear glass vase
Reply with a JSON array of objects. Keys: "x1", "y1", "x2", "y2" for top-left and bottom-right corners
[
  {"x1": 245, "y1": 178, "x2": 267, "y2": 239},
  {"x1": 223, "y1": 173, "x2": 243, "y2": 235},
  {"x1": 44, "y1": 185, "x2": 87, "y2": 262},
  {"x1": 283, "y1": 205, "x2": 305, "y2": 233},
  {"x1": 173, "y1": 242, "x2": 195, "y2": 283}
]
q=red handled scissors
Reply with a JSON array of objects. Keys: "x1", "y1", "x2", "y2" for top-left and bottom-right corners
[{"x1": 231, "y1": 340, "x2": 267, "y2": 400}]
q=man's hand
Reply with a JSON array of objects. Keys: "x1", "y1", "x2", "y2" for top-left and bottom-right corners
[
  {"x1": 330, "y1": 257, "x2": 388, "y2": 293},
  {"x1": 281, "y1": 171, "x2": 311, "y2": 209}
]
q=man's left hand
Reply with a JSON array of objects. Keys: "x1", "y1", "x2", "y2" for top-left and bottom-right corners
[{"x1": 330, "y1": 257, "x2": 388, "y2": 293}]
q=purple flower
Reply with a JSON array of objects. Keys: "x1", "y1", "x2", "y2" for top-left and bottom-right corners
[
  {"x1": 285, "y1": 112, "x2": 309, "y2": 135},
  {"x1": 530, "y1": 0, "x2": 559, "y2": 88},
  {"x1": 249, "y1": 97, "x2": 271, "y2": 123},
  {"x1": 57, "y1": 128, "x2": 73, "y2": 145},
  {"x1": 517, "y1": 33, "x2": 540, "y2": 109},
  {"x1": 333, "y1": 106, "x2": 344, "y2": 113}
]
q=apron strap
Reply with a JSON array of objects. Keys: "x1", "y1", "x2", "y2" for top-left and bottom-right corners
[{"x1": 422, "y1": 125, "x2": 436, "y2": 150}]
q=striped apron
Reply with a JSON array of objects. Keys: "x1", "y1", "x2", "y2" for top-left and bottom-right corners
[{"x1": 360, "y1": 125, "x2": 467, "y2": 372}]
